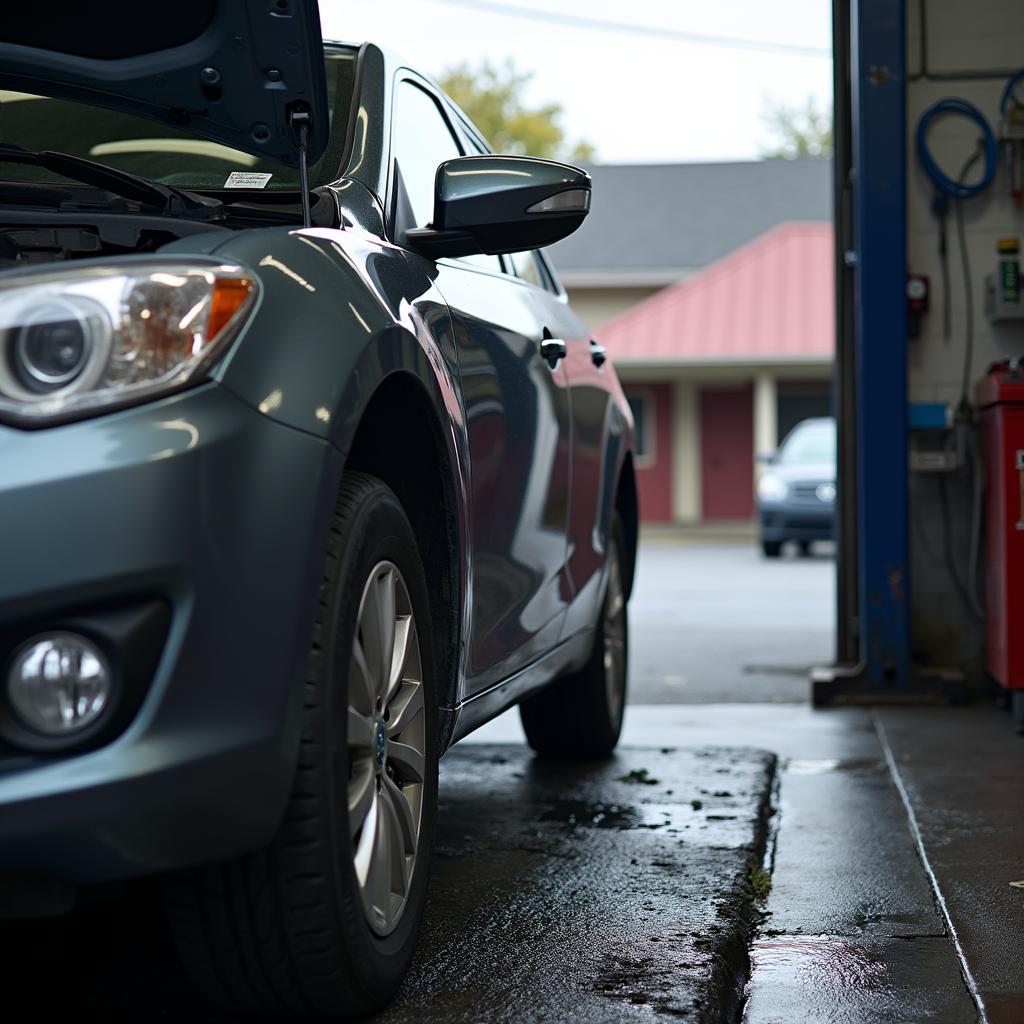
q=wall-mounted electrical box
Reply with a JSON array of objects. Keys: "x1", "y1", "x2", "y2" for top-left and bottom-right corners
[
  {"x1": 908, "y1": 403, "x2": 959, "y2": 473},
  {"x1": 986, "y1": 273, "x2": 1024, "y2": 323}
]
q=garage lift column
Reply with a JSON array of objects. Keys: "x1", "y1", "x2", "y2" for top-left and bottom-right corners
[{"x1": 814, "y1": 0, "x2": 965, "y2": 703}]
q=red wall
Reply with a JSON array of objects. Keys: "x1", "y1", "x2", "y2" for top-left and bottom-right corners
[
  {"x1": 633, "y1": 381, "x2": 673, "y2": 523},
  {"x1": 699, "y1": 385, "x2": 754, "y2": 520}
]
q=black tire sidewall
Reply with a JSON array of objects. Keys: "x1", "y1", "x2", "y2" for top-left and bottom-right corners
[
  {"x1": 519, "y1": 512, "x2": 628, "y2": 759},
  {"x1": 315, "y1": 482, "x2": 438, "y2": 1000}
]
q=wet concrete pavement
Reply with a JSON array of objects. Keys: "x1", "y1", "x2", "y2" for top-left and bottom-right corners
[
  {"x1": 877, "y1": 708, "x2": 1024, "y2": 1023},
  {"x1": 7, "y1": 541, "x2": 1022, "y2": 1022},
  {"x1": 0, "y1": 742, "x2": 780, "y2": 1024},
  {"x1": 627, "y1": 540, "x2": 834, "y2": 704},
  {"x1": 379, "y1": 745, "x2": 777, "y2": 1023},
  {"x1": 740, "y1": 713, "x2": 977, "y2": 1024},
  {"x1": 470, "y1": 702, "x2": 1023, "y2": 1023}
]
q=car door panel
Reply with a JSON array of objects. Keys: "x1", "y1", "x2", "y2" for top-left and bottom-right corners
[
  {"x1": 387, "y1": 77, "x2": 572, "y2": 697},
  {"x1": 523, "y1": 276, "x2": 616, "y2": 638},
  {"x1": 422, "y1": 261, "x2": 573, "y2": 695}
]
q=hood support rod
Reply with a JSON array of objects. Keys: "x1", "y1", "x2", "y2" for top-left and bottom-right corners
[{"x1": 290, "y1": 109, "x2": 313, "y2": 227}]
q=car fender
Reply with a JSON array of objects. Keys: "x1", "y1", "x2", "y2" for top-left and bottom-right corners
[{"x1": 168, "y1": 224, "x2": 473, "y2": 716}]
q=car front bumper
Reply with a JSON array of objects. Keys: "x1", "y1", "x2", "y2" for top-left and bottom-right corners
[
  {"x1": 0, "y1": 383, "x2": 341, "y2": 884},
  {"x1": 758, "y1": 502, "x2": 835, "y2": 543}
]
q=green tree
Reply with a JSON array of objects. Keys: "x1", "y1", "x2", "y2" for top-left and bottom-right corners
[
  {"x1": 761, "y1": 96, "x2": 833, "y2": 159},
  {"x1": 438, "y1": 60, "x2": 595, "y2": 163}
]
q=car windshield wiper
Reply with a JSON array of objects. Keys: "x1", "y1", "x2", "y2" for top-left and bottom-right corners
[{"x1": 0, "y1": 145, "x2": 223, "y2": 220}]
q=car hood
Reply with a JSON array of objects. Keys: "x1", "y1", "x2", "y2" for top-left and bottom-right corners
[
  {"x1": 0, "y1": 1, "x2": 329, "y2": 168},
  {"x1": 767, "y1": 461, "x2": 835, "y2": 483}
]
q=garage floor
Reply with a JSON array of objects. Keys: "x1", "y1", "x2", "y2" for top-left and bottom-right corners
[
  {"x1": 3, "y1": 541, "x2": 1021, "y2": 1022},
  {"x1": 380, "y1": 743, "x2": 776, "y2": 1023},
  {"x1": 460, "y1": 541, "x2": 1024, "y2": 1023},
  {"x1": 467, "y1": 704, "x2": 1023, "y2": 1024}
]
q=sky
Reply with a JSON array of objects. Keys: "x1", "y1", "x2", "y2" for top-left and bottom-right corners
[{"x1": 320, "y1": 0, "x2": 834, "y2": 164}]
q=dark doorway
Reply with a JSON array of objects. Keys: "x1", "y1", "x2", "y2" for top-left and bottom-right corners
[{"x1": 777, "y1": 380, "x2": 833, "y2": 443}]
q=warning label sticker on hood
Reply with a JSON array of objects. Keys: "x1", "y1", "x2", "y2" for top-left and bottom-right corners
[{"x1": 224, "y1": 171, "x2": 273, "y2": 189}]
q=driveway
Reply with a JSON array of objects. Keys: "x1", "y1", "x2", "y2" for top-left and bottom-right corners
[{"x1": 628, "y1": 538, "x2": 834, "y2": 704}]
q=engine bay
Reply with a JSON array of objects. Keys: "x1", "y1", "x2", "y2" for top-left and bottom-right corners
[{"x1": 0, "y1": 210, "x2": 228, "y2": 268}]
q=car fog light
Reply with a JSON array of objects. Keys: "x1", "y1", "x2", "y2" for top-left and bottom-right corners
[{"x1": 7, "y1": 633, "x2": 112, "y2": 735}]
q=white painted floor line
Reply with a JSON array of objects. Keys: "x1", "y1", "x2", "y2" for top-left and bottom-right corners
[{"x1": 873, "y1": 711, "x2": 989, "y2": 1024}]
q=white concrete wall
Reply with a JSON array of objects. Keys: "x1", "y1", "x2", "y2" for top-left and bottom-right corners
[
  {"x1": 905, "y1": 0, "x2": 1024, "y2": 676},
  {"x1": 907, "y1": 0, "x2": 1024, "y2": 403}
]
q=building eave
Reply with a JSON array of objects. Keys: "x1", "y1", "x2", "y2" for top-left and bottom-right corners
[
  {"x1": 612, "y1": 355, "x2": 833, "y2": 370},
  {"x1": 558, "y1": 269, "x2": 696, "y2": 289}
]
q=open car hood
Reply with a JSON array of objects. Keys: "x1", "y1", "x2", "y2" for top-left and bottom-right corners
[{"x1": 0, "y1": 1, "x2": 329, "y2": 168}]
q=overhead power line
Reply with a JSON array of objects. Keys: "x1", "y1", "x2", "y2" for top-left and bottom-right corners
[{"x1": 429, "y1": 0, "x2": 832, "y2": 59}]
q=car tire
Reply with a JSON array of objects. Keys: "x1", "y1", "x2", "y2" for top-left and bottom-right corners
[
  {"x1": 519, "y1": 513, "x2": 628, "y2": 760},
  {"x1": 164, "y1": 472, "x2": 438, "y2": 1017},
  {"x1": 762, "y1": 540, "x2": 783, "y2": 558}
]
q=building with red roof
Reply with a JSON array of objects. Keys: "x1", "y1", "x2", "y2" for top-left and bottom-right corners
[
  {"x1": 555, "y1": 217, "x2": 834, "y2": 523},
  {"x1": 548, "y1": 160, "x2": 835, "y2": 525}
]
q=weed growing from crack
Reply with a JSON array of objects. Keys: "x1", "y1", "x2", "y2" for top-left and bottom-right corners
[{"x1": 749, "y1": 866, "x2": 772, "y2": 900}]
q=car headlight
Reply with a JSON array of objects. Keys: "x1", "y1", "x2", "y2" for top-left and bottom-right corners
[
  {"x1": 757, "y1": 474, "x2": 788, "y2": 501},
  {"x1": 0, "y1": 263, "x2": 257, "y2": 424}
]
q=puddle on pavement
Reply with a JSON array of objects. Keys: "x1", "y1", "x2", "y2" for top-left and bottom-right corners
[
  {"x1": 539, "y1": 799, "x2": 676, "y2": 830},
  {"x1": 749, "y1": 935, "x2": 892, "y2": 990},
  {"x1": 745, "y1": 935, "x2": 979, "y2": 1023},
  {"x1": 742, "y1": 663, "x2": 817, "y2": 678},
  {"x1": 786, "y1": 758, "x2": 885, "y2": 775}
]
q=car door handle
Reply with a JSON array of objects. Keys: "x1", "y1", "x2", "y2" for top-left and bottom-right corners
[
  {"x1": 589, "y1": 340, "x2": 607, "y2": 367},
  {"x1": 540, "y1": 337, "x2": 567, "y2": 364}
]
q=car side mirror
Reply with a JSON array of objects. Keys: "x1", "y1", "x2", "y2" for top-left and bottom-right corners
[
  {"x1": 757, "y1": 451, "x2": 777, "y2": 464},
  {"x1": 403, "y1": 155, "x2": 591, "y2": 259}
]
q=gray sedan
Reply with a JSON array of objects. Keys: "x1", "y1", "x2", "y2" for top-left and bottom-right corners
[
  {"x1": 0, "y1": 5, "x2": 637, "y2": 1017},
  {"x1": 757, "y1": 417, "x2": 836, "y2": 557}
]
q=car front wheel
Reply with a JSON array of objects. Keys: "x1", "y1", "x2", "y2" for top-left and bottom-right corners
[{"x1": 165, "y1": 472, "x2": 438, "y2": 1017}]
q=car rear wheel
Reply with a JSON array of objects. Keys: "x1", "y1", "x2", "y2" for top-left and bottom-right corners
[
  {"x1": 519, "y1": 514, "x2": 628, "y2": 759},
  {"x1": 762, "y1": 540, "x2": 783, "y2": 558},
  {"x1": 164, "y1": 472, "x2": 438, "y2": 1017}
]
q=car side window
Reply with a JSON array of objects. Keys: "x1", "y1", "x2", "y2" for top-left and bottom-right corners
[
  {"x1": 392, "y1": 81, "x2": 502, "y2": 274},
  {"x1": 392, "y1": 81, "x2": 460, "y2": 231},
  {"x1": 535, "y1": 251, "x2": 562, "y2": 294},
  {"x1": 509, "y1": 250, "x2": 544, "y2": 288}
]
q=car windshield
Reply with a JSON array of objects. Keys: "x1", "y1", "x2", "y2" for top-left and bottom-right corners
[
  {"x1": 0, "y1": 49, "x2": 358, "y2": 195},
  {"x1": 778, "y1": 420, "x2": 836, "y2": 464}
]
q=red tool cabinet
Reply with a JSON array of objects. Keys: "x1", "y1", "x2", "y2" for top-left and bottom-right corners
[{"x1": 977, "y1": 361, "x2": 1024, "y2": 731}]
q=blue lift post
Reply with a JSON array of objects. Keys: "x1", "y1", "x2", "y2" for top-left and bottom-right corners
[
  {"x1": 852, "y1": 0, "x2": 911, "y2": 687},
  {"x1": 813, "y1": 0, "x2": 966, "y2": 703}
]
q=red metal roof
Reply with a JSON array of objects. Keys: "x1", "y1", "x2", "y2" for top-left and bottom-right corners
[{"x1": 598, "y1": 222, "x2": 834, "y2": 364}]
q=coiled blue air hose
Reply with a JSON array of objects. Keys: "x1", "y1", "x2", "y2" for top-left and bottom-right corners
[{"x1": 916, "y1": 98, "x2": 997, "y2": 200}]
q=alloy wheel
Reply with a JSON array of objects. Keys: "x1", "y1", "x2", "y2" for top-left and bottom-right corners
[{"x1": 347, "y1": 561, "x2": 426, "y2": 937}]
